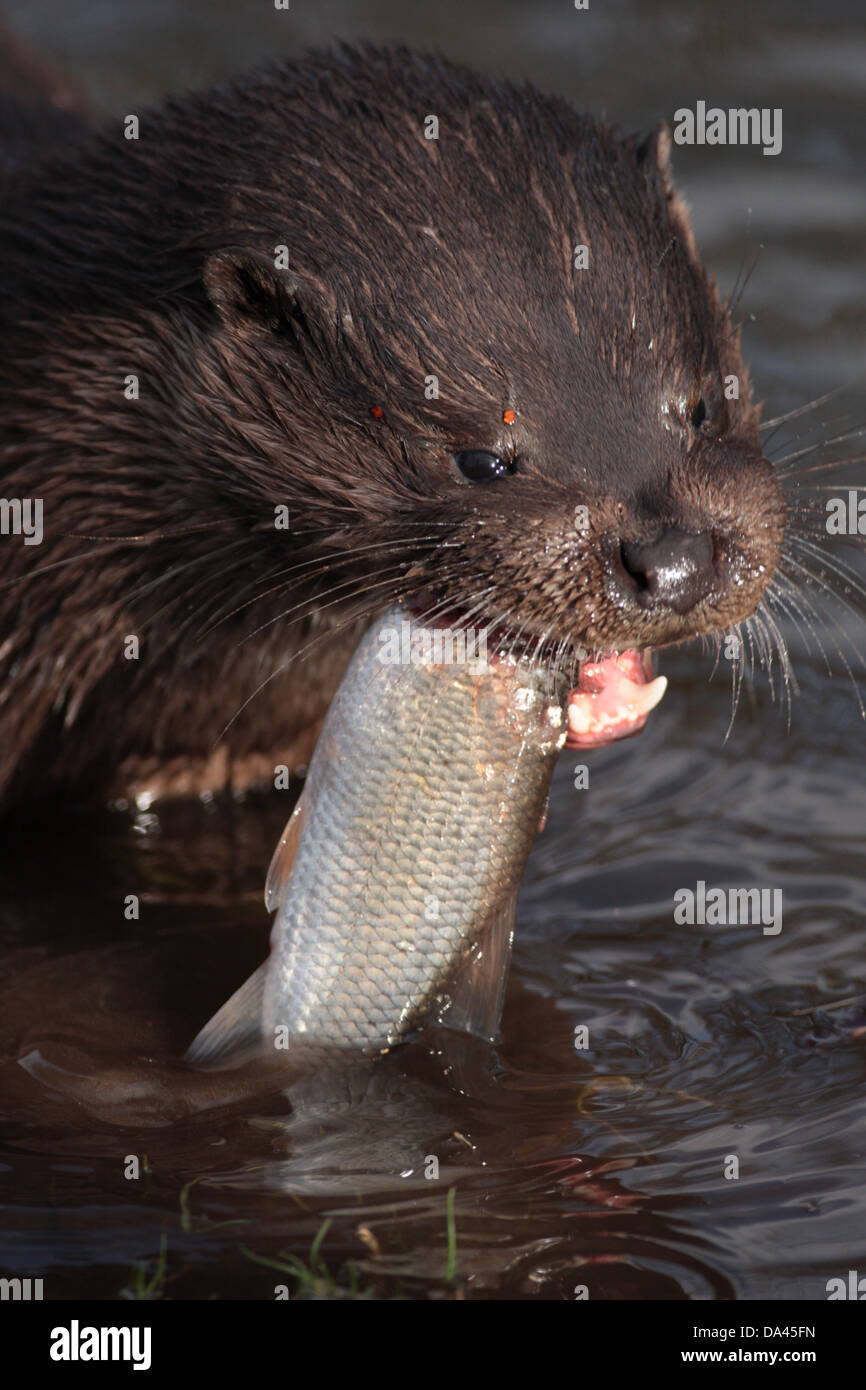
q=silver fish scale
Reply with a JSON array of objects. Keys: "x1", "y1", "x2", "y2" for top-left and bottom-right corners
[{"x1": 262, "y1": 605, "x2": 566, "y2": 1053}]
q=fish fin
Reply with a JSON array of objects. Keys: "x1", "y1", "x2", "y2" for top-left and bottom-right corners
[
  {"x1": 185, "y1": 961, "x2": 268, "y2": 1068},
  {"x1": 264, "y1": 797, "x2": 308, "y2": 912},
  {"x1": 437, "y1": 891, "x2": 517, "y2": 1043}
]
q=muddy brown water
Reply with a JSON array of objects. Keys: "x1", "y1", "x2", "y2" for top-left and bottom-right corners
[{"x1": 1, "y1": 0, "x2": 865, "y2": 1300}]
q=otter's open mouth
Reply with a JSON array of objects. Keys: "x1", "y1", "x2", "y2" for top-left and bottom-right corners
[
  {"x1": 404, "y1": 595, "x2": 668, "y2": 750},
  {"x1": 565, "y1": 650, "x2": 667, "y2": 749}
]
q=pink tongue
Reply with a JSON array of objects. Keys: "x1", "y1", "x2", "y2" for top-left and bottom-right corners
[{"x1": 564, "y1": 650, "x2": 667, "y2": 749}]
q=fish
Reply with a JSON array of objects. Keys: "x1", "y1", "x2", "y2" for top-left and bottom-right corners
[{"x1": 187, "y1": 604, "x2": 666, "y2": 1067}]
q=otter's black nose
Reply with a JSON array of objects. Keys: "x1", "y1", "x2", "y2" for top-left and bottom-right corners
[{"x1": 619, "y1": 529, "x2": 715, "y2": 614}]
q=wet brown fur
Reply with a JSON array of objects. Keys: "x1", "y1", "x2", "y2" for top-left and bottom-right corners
[{"x1": 0, "y1": 42, "x2": 783, "y2": 810}]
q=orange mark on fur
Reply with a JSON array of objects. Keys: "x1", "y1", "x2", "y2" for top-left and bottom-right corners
[
  {"x1": 503, "y1": 409, "x2": 516, "y2": 425},
  {"x1": 371, "y1": 406, "x2": 384, "y2": 419}
]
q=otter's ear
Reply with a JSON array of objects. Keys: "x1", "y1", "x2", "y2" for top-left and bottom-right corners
[
  {"x1": 633, "y1": 121, "x2": 701, "y2": 262},
  {"x1": 203, "y1": 248, "x2": 316, "y2": 337},
  {"x1": 632, "y1": 122, "x2": 674, "y2": 192}
]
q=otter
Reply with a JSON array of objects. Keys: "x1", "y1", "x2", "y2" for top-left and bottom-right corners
[{"x1": 0, "y1": 41, "x2": 783, "y2": 812}]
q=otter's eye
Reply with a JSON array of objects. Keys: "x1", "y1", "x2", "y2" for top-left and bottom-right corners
[{"x1": 454, "y1": 450, "x2": 514, "y2": 482}]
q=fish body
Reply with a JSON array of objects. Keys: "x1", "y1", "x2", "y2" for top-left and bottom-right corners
[{"x1": 187, "y1": 605, "x2": 568, "y2": 1065}]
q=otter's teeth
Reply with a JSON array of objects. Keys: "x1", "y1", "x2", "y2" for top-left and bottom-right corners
[
  {"x1": 628, "y1": 674, "x2": 668, "y2": 717},
  {"x1": 566, "y1": 673, "x2": 667, "y2": 738}
]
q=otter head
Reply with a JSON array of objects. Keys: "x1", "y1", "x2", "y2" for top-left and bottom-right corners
[{"x1": 201, "y1": 59, "x2": 783, "y2": 679}]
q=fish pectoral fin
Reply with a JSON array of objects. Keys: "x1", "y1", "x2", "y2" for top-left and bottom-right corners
[
  {"x1": 264, "y1": 796, "x2": 308, "y2": 913},
  {"x1": 185, "y1": 961, "x2": 268, "y2": 1068},
  {"x1": 437, "y1": 890, "x2": 517, "y2": 1043}
]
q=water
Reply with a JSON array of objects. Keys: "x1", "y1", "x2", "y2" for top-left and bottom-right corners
[{"x1": 1, "y1": 0, "x2": 865, "y2": 1300}]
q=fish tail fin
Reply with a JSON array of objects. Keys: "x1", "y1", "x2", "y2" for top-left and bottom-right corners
[{"x1": 185, "y1": 961, "x2": 268, "y2": 1068}]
